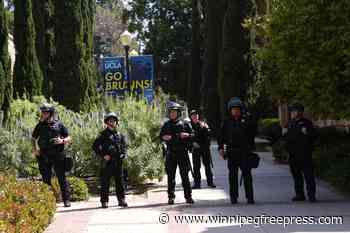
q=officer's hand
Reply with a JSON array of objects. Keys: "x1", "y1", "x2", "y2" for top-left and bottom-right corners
[
  {"x1": 33, "y1": 149, "x2": 40, "y2": 157},
  {"x1": 180, "y1": 132, "x2": 190, "y2": 139},
  {"x1": 200, "y1": 122, "x2": 209, "y2": 129},
  {"x1": 162, "y1": 135, "x2": 172, "y2": 141},
  {"x1": 104, "y1": 155, "x2": 111, "y2": 161},
  {"x1": 219, "y1": 149, "x2": 226, "y2": 160},
  {"x1": 52, "y1": 137, "x2": 64, "y2": 144}
]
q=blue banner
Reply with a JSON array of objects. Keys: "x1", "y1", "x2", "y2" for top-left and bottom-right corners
[
  {"x1": 130, "y1": 55, "x2": 154, "y2": 103},
  {"x1": 101, "y1": 55, "x2": 154, "y2": 102},
  {"x1": 102, "y1": 57, "x2": 126, "y2": 97}
]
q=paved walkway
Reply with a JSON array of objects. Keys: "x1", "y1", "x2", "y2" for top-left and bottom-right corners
[{"x1": 45, "y1": 139, "x2": 350, "y2": 233}]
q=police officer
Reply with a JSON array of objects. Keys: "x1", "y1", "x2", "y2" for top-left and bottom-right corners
[
  {"x1": 190, "y1": 109, "x2": 216, "y2": 189},
  {"x1": 92, "y1": 112, "x2": 128, "y2": 208},
  {"x1": 218, "y1": 97, "x2": 257, "y2": 204},
  {"x1": 32, "y1": 104, "x2": 72, "y2": 207},
  {"x1": 284, "y1": 103, "x2": 317, "y2": 202},
  {"x1": 160, "y1": 102, "x2": 195, "y2": 205}
]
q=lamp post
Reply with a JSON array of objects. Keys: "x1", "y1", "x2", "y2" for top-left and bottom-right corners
[
  {"x1": 120, "y1": 30, "x2": 133, "y2": 94},
  {"x1": 129, "y1": 49, "x2": 139, "y2": 56}
]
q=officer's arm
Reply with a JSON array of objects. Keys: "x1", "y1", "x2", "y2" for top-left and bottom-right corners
[
  {"x1": 160, "y1": 123, "x2": 172, "y2": 141},
  {"x1": 185, "y1": 122, "x2": 195, "y2": 139},
  {"x1": 120, "y1": 134, "x2": 128, "y2": 159},
  {"x1": 217, "y1": 121, "x2": 226, "y2": 151},
  {"x1": 32, "y1": 123, "x2": 41, "y2": 153},
  {"x1": 59, "y1": 124, "x2": 71, "y2": 144},
  {"x1": 92, "y1": 135, "x2": 104, "y2": 157}
]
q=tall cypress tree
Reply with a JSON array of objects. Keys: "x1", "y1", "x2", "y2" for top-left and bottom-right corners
[
  {"x1": 0, "y1": 0, "x2": 12, "y2": 120},
  {"x1": 187, "y1": 0, "x2": 201, "y2": 109},
  {"x1": 32, "y1": 0, "x2": 55, "y2": 97},
  {"x1": 219, "y1": 0, "x2": 252, "y2": 114},
  {"x1": 13, "y1": 0, "x2": 43, "y2": 97},
  {"x1": 201, "y1": 0, "x2": 227, "y2": 132},
  {"x1": 54, "y1": 0, "x2": 96, "y2": 111}
]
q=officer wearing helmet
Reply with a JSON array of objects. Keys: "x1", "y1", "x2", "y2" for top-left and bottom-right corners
[
  {"x1": 160, "y1": 102, "x2": 195, "y2": 205},
  {"x1": 217, "y1": 97, "x2": 257, "y2": 204},
  {"x1": 189, "y1": 109, "x2": 216, "y2": 189},
  {"x1": 92, "y1": 112, "x2": 128, "y2": 208},
  {"x1": 284, "y1": 102, "x2": 317, "y2": 202},
  {"x1": 32, "y1": 103, "x2": 72, "y2": 207}
]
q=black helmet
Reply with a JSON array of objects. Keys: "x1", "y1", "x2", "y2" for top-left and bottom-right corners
[
  {"x1": 190, "y1": 109, "x2": 200, "y2": 116},
  {"x1": 167, "y1": 102, "x2": 182, "y2": 118},
  {"x1": 40, "y1": 103, "x2": 55, "y2": 113},
  {"x1": 104, "y1": 112, "x2": 119, "y2": 123},
  {"x1": 168, "y1": 102, "x2": 182, "y2": 111},
  {"x1": 227, "y1": 97, "x2": 243, "y2": 111},
  {"x1": 288, "y1": 102, "x2": 304, "y2": 112}
]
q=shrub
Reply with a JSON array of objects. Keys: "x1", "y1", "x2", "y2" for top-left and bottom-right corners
[
  {"x1": 258, "y1": 118, "x2": 282, "y2": 144},
  {"x1": 51, "y1": 176, "x2": 89, "y2": 202},
  {"x1": 3, "y1": 95, "x2": 165, "y2": 186},
  {"x1": 0, "y1": 174, "x2": 56, "y2": 233}
]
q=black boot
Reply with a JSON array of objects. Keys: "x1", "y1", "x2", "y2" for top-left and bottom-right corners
[
  {"x1": 231, "y1": 198, "x2": 237, "y2": 205},
  {"x1": 168, "y1": 198, "x2": 175, "y2": 205},
  {"x1": 118, "y1": 199, "x2": 128, "y2": 207},
  {"x1": 309, "y1": 196, "x2": 317, "y2": 203},
  {"x1": 64, "y1": 200, "x2": 71, "y2": 207},
  {"x1": 247, "y1": 199, "x2": 255, "y2": 204},
  {"x1": 208, "y1": 182, "x2": 216, "y2": 188},
  {"x1": 186, "y1": 197, "x2": 195, "y2": 204},
  {"x1": 292, "y1": 196, "x2": 306, "y2": 202},
  {"x1": 192, "y1": 184, "x2": 201, "y2": 189},
  {"x1": 101, "y1": 202, "x2": 108, "y2": 208}
]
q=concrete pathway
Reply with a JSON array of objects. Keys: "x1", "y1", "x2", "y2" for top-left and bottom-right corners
[{"x1": 45, "y1": 139, "x2": 350, "y2": 233}]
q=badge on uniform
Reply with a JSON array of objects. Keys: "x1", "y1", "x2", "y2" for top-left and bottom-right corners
[{"x1": 301, "y1": 127, "x2": 307, "y2": 135}]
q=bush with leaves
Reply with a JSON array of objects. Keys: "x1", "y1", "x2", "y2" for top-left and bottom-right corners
[
  {"x1": 51, "y1": 176, "x2": 89, "y2": 202},
  {"x1": 246, "y1": 0, "x2": 350, "y2": 118},
  {"x1": 2, "y1": 95, "x2": 165, "y2": 186},
  {"x1": 0, "y1": 174, "x2": 56, "y2": 233}
]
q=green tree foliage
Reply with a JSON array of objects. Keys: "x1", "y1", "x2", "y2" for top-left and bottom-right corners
[
  {"x1": 95, "y1": 0, "x2": 126, "y2": 57},
  {"x1": 252, "y1": 0, "x2": 350, "y2": 118},
  {"x1": 219, "y1": 0, "x2": 252, "y2": 113},
  {"x1": 13, "y1": 0, "x2": 43, "y2": 98},
  {"x1": 53, "y1": 0, "x2": 97, "y2": 111},
  {"x1": 200, "y1": 0, "x2": 226, "y2": 130},
  {"x1": 187, "y1": 0, "x2": 201, "y2": 109},
  {"x1": 0, "y1": 0, "x2": 12, "y2": 118},
  {"x1": 126, "y1": 0, "x2": 192, "y2": 97},
  {"x1": 32, "y1": 0, "x2": 55, "y2": 97}
]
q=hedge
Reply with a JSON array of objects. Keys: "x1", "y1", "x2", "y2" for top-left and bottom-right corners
[{"x1": 0, "y1": 174, "x2": 56, "y2": 233}]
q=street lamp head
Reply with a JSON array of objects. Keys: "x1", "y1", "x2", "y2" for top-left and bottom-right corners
[
  {"x1": 130, "y1": 49, "x2": 139, "y2": 56},
  {"x1": 120, "y1": 30, "x2": 133, "y2": 47}
]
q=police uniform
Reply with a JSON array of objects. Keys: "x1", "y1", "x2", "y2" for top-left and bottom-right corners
[
  {"x1": 190, "y1": 118, "x2": 215, "y2": 188},
  {"x1": 285, "y1": 116, "x2": 316, "y2": 201},
  {"x1": 92, "y1": 127, "x2": 128, "y2": 207},
  {"x1": 160, "y1": 117, "x2": 194, "y2": 204},
  {"x1": 32, "y1": 119, "x2": 71, "y2": 203},
  {"x1": 218, "y1": 97, "x2": 257, "y2": 204}
]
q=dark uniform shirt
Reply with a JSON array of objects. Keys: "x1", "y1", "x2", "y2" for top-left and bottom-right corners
[
  {"x1": 32, "y1": 120, "x2": 69, "y2": 153},
  {"x1": 218, "y1": 117, "x2": 256, "y2": 150},
  {"x1": 285, "y1": 117, "x2": 316, "y2": 159},
  {"x1": 190, "y1": 121, "x2": 211, "y2": 149},
  {"x1": 92, "y1": 128, "x2": 127, "y2": 159},
  {"x1": 160, "y1": 119, "x2": 194, "y2": 152}
]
